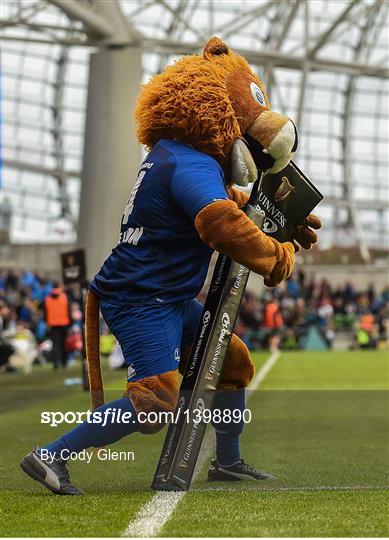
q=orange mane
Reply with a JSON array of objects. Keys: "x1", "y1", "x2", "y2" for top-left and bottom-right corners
[{"x1": 134, "y1": 38, "x2": 264, "y2": 167}]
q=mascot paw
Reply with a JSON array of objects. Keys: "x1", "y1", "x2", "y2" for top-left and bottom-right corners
[
  {"x1": 293, "y1": 214, "x2": 321, "y2": 250},
  {"x1": 264, "y1": 241, "x2": 295, "y2": 287}
]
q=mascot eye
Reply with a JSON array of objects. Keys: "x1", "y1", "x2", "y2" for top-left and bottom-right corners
[{"x1": 250, "y1": 82, "x2": 265, "y2": 106}]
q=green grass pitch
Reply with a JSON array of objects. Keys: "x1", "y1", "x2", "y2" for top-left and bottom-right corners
[{"x1": 1, "y1": 350, "x2": 388, "y2": 537}]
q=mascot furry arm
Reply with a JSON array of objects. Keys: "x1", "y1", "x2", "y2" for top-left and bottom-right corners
[
  {"x1": 195, "y1": 200, "x2": 295, "y2": 287},
  {"x1": 86, "y1": 37, "x2": 321, "y2": 412},
  {"x1": 227, "y1": 186, "x2": 321, "y2": 251}
]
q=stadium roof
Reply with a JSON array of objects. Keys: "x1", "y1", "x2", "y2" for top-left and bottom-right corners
[{"x1": 1, "y1": 0, "x2": 388, "y2": 261}]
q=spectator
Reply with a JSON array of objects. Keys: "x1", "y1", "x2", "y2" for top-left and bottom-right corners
[
  {"x1": 7, "y1": 321, "x2": 37, "y2": 373},
  {"x1": 262, "y1": 298, "x2": 284, "y2": 351},
  {"x1": 235, "y1": 272, "x2": 388, "y2": 351},
  {"x1": 0, "y1": 268, "x2": 388, "y2": 371},
  {"x1": 100, "y1": 325, "x2": 117, "y2": 362},
  {"x1": 44, "y1": 282, "x2": 71, "y2": 368},
  {"x1": 65, "y1": 324, "x2": 83, "y2": 365}
]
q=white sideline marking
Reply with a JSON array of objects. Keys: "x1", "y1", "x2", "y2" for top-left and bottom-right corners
[
  {"x1": 193, "y1": 484, "x2": 389, "y2": 493},
  {"x1": 121, "y1": 491, "x2": 185, "y2": 538},
  {"x1": 122, "y1": 350, "x2": 280, "y2": 538},
  {"x1": 248, "y1": 349, "x2": 280, "y2": 391}
]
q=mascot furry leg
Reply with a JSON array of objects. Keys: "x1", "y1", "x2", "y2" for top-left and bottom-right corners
[
  {"x1": 177, "y1": 334, "x2": 255, "y2": 470},
  {"x1": 86, "y1": 290, "x2": 255, "y2": 468},
  {"x1": 32, "y1": 294, "x2": 253, "y2": 470},
  {"x1": 87, "y1": 292, "x2": 253, "y2": 444}
]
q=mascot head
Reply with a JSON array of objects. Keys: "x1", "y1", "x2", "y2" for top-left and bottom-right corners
[{"x1": 135, "y1": 37, "x2": 297, "y2": 185}]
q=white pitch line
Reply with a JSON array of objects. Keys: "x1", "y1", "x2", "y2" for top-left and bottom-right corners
[
  {"x1": 193, "y1": 484, "x2": 389, "y2": 493},
  {"x1": 122, "y1": 350, "x2": 280, "y2": 538},
  {"x1": 247, "y1": 349, "x2": 280, "y2": 391},
  {"x1": 121, "y1": 491, "x2": 185, "y2": 538}
]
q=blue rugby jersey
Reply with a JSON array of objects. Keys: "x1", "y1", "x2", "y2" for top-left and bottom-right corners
[{"x1": 90, "y1": 139, "x2": 229, "y2": 306}]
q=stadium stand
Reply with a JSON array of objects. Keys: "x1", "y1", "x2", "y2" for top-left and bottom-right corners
[{"x1": 1, "y1": 268, "x2": 387, "y2": 374}]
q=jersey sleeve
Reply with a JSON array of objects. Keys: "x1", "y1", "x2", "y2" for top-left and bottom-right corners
[{"x1": 170, "y1": 153, "x2": 228, "y2": 221}]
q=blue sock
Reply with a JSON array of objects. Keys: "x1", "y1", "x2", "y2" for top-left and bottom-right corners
[
  {"x1": 212, "y1": 389, "x2": 245, "y2": 467},
  {"x1": 43, "y1": 397, "x2": 139, "y2": 457}
]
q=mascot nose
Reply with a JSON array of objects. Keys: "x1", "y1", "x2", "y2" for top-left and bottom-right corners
[
  {"x1": 266, "y1": 119, "x2": 297, "y2": 159},
  {"x1": 246, "y1": 112, "x2": 298, "y2": 174}
]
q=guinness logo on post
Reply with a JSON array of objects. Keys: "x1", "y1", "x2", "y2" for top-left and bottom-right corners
[
  {"x1": 202, "y1": 311, "x2": 211, "y2": 325},
  {"x1": 263, "y1": 217, "x2": 278, "y2": 234},
  {"x1": 274, "y1": 176, "x2": 295, "y2": 202},
  {"x1": 178, "y1": 396, "x2": 185, "y2": 408},
  {"x1": 196, "y1": 398, "x2": 205, "y2": 412}
]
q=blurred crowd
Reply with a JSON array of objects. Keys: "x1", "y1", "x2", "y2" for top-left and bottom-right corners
[
  {"x1": 0, "y1": 268, "x2": 388, "y2": 374},
  {"x1": 235, "y1": 270, "x2": 389, "y2": 351},
  {"x1": 0, "y1": 270, "x2": 83, "y2": 373}
]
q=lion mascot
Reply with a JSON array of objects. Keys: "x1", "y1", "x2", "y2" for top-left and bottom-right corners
[{"x1": 20, "y1": 37, "x2": 320, "y2": 494}]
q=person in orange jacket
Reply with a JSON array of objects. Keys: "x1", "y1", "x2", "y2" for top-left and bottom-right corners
[
  {"x1": 44, "y1": 282, "x2": 71, "y2": 368},
  {"x1": 263, "y1": 297, "x2": 284, "y2": 352},
  {"x1": 263, "y1": 298, "x2": 284, "y2": 330}
]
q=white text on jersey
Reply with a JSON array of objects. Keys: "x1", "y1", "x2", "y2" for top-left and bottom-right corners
[
  {"x1": 122, "y1": 170, "x2": 146, "y2": 225},
  {"x1": 119, "y1": 227, "x2": 143, "y2": 246}
]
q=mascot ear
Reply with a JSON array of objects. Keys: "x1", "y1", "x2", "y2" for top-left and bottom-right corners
[{"x1": 203, "y1": 36, "x2": 229, "y2": 59}]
